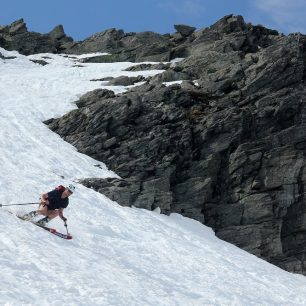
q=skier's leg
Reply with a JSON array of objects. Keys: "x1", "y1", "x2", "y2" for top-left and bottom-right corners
[
  {"x1": 20, "y1": 202, "x2": 43, "y2": 220},
  {"x1": 36, "y1": 209, "x2": 59, "y2": 226},
  {"x1": 45, "y1": 209, "x2": 59, "y2": 220},
  {"x1": 37, "y1": 204, "x2": 48, "y2": 216}
]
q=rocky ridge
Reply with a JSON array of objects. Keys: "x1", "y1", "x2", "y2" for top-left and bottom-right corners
[
  {"x1": 3, "y1": 16, "x2": 306, "y2": 274},
  {"x1": 0, "y1": 19, "x2": 196, "y2": 61},
  {"x1": 0, "y1": 19, "x2": 74, "y2": 54}
]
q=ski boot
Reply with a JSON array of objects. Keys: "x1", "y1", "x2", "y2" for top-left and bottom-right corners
[
  {"x1": 20, "y1": 210, "x2": 37, "y2": 221},
  {"x1": 36, "y1": 216, "x2": 50, "y2": 227}
]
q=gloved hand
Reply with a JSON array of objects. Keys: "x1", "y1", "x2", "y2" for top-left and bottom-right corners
[
  {"x1": 62, "y1": 217, "x2": 67, "y2": 223},
  {"x1": 41, "y1": 200, "x2": 49, "y2": 207}
]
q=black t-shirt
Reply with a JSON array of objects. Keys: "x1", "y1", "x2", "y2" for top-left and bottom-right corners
[{"x1": 47, "y1": 189, "x2": 69, "y2": 210}]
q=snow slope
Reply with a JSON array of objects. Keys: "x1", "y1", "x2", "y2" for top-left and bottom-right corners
[{"x1": 1, "y1": 48, "x2": 306, "y2": 306}]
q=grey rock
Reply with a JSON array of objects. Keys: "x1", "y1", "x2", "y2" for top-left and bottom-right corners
[
  {"x1": 80, "y1": 177, "x2": 140, "y2": 207},
  {"x1": 30, "y1": 59, "x2": 49, "y2": 66},
  {"x1": 9, "y1": 19, "x2": 27, "y2": 35},
  {"x1": 71, "y1": 28, "x2": 125, "y2": 54},
  {"x1": 150, "y1": 69, "x2": 190, "y2": 83},
  {"x1": 124, "y1": 64, "x2": 154, "y2": 71},
  {"x1": 174, "y1": 24, "x2": 196, "y2": 37},
  {"x1": 0, "y1": 19, "x2": 74, "y2": 55},
  {"x1": 124, "y1": 63, "x2": 170, "y2": 71},
  {"x1": 70, "y1": 30, "x2": 174, "y2": 62},
  {"x1": 80, "y1": 53, "x2": 130, "y2": 63},
  {"x1": 210, "y1": 14, "x2": 247, "y2": 34},
  {"x1": 107, "y1": 75, "x2": 145, "y2": 86},
  {"x1": 90, "y1": 77, "x2": 114, "y2": 82},
  {"x1": 49, "y1": 25, "x2": 66, "y2": 40},
  {"x1": 74, "y1": 89, "x2": 115, "y2": 108}
]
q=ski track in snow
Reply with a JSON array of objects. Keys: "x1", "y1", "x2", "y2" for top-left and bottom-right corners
[{"x1": 1, "y1": 48, "x2": 306, "y2": 305}]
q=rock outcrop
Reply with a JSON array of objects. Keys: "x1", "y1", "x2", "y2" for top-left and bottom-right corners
[
  {"x1": 45, "y1": 15, "x2": 306, "y2": 275},
  {"x1": 71, "y1": 29, "x2": 175, "y2": 62},
  {"x1": 0, "y1": 19, "x2": 74, "y2": 55},
  {"x1": 0, "y1": 19, "x2": 195, "y2": 61}
]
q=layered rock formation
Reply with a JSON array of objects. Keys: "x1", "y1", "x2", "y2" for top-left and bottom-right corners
[
  {"x1": 0, "y1": 19, "x2": 74, "y2": 54},
  {"x1": 3, "y1": 15, "x2": 306, "y2": 274}
]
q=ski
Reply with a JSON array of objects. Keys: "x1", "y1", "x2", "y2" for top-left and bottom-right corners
[
  {"x1": 34, "y1": 222, "x2": 73, "y2": 240},
  {"x1": 12, "y1": 213, "x2": 73, "y2": 240}
]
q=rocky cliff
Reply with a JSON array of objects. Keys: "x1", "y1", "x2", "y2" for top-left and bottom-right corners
[{"x1": 3, "y1": 16, "x2": 306, "y2": 274}]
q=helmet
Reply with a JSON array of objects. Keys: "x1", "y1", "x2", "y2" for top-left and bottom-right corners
[{"x1": 67, "y1": 184, "x2": 76, "y2": 193}]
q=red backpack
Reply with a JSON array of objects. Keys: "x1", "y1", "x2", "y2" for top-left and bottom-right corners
[{"x1": 55, "y1": 185, "x2": 65, "y2": 194}]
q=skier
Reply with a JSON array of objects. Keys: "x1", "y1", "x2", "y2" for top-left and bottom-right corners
[{"x1": 22, "y1": 184, "x2": 75, "y2": 226}]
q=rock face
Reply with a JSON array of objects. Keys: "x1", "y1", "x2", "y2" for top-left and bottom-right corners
[
  {"x1": 45, "y1": 15, "x2": 306, "y2": 275},
  {"x1": 0, "y1": 19, "x2": 74, "y2": 55}
]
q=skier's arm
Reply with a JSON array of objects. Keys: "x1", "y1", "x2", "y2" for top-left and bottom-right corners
[
  {"x1": 40, "y1": 193, "x2": 49, "y2": 206},
  {"x1": 58, "y1": 208, "x2": 67, "y2": 221}
]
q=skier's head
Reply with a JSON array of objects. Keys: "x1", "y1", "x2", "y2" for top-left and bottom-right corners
[{"x1": 67, "y1": 184, "x2": 75, "y2": 194}]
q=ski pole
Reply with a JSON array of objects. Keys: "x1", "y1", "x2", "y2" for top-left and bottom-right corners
[
  {"x1": 64, "y1": 221, "x2": 69, "y2": 235},
  {"x1": 0, "y1": 202, "x2": 40, "y2": 207}
]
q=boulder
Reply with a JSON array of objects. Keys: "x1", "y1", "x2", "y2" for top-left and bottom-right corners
[
  {"x1": 150, "y1": 69, "x2": 190, "y2": 83},
  {"x1": 49, "y1": 25, "x2": 66, "y2": 40},
  {"x1": 174, "y1": 24, "x2": 196, "y2": 37},
  {"x1": 9, "y1": 19, "x2": 27, "y2": 35},
  {"x1": 107, "y1": 75, "x2": 145, "y2": 86}
]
